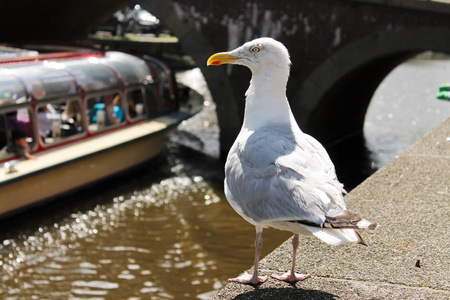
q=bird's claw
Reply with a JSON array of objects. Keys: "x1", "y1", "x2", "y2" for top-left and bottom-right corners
[
  {"x1": 228, "y1": 272, "x2": 267, "y2": 284},
  {"x1": 271, "y1": 272, "x2": 311, "y2": 282}
]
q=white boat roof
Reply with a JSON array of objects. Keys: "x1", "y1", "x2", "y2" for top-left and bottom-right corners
[{"x1": 0, "y1": 51, "x2": 153, "y2": 109}]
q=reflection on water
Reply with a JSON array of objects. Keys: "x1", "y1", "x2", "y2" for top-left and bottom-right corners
[
  {"x1": 328, "y1": 55, "x2": 450, "y2": 189},
  {"x1": 365, "y1": 55, "x2": 450, "y2": 168},
  {"x1": 1, "y1": 57, "x2": 449, "y2": 299},
  {"x1": 0, "y1": 139, "x2": 290, "y2": 299}
]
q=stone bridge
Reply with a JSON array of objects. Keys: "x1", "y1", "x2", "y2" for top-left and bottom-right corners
[{"x1": 2, "y1": 0, "x2": 450, "y2": 158}]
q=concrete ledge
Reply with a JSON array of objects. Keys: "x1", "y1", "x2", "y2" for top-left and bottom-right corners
[{"x1": 213, "y1": 117, "x2": 450, "y2": 299}]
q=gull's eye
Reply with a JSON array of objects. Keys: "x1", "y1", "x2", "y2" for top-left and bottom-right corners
[{"x1": 250, "y1": 46, "x2": 260, "y2": 53}]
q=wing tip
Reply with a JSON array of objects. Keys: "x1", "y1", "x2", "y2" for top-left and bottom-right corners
[
  {"x1": 357, "y1": 219, "x2": 379, "y2": 230},
  {"x1": 324, "y1": 210, "x2": 378, "y2": 230},
  {"x1": 368, "y1": 221, "x2": 378, "y2": 230}
]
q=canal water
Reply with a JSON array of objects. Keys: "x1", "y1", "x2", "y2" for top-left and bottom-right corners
[{"x1": 0, "y1": 55, "x2": 449, "y2": 299}]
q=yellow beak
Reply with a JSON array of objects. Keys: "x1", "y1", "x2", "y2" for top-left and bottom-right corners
[{"x1": 207, "y1": 52, "x2": 240, "y2": 66}]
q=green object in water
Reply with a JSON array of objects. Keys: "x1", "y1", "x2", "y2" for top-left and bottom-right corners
[
  {"x1": 436, "y1": 91, "x2": 450, "y2": 101},
  {"x1": 438, "y1": 84, "x2": 450, "y2": 92}
]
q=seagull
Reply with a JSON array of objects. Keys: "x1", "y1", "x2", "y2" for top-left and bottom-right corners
[{"x1": 207, "y1": 37, "x2": 377, "y2": 285}]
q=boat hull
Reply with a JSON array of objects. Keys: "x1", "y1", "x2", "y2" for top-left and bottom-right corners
[{"x1": 0, "y1": 113, "x2": 184, "y2": 218}]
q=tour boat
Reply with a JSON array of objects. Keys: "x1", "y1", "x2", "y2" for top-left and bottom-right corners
[{"x1": 0, "y1": 46, "x2": 203, "y2": 218}]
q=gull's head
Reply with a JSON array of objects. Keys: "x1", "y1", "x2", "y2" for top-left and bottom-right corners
[{"x1": 207, "y1": 37, "x2": 291, "y2": 74}]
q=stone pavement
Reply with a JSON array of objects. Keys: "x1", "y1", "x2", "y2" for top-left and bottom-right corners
[{"x1": 212, "y1": 117, "x2": 449, "y2": 299}]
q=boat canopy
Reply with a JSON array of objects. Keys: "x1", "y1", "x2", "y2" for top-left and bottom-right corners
[
  {"x1": 0, "y1": 51, "x2": 154, "y2": 108},
  {"x1": 4, "y1": 66, "x2": 78, "y2": 102},
  {"x1": 62, "y1": 60, "x2": 120, "y2": 93},
  {"x1": 0, "y1": 74, "x2": 28, "y2": 107},
  {"x1": 104, "y1": 52, "x2": 153, "y2": 84}
]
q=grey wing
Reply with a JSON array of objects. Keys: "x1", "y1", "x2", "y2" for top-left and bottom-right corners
[{"x1": 225, "y1": 128, "x2": 346, "y2": 226}]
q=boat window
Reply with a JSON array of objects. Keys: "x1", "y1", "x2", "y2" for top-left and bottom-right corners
[
  {"x1": 0, "y1": 75, "x2": 28, "y2": 107},
  {"x1": 36, "y1": 99, "x2": 85, "y2": 144},
  {"x1": 147, "y1": 61, "x2": 175, "y2": 113},
  {"x1": 143, "y1": 84, "x2": 160, "y2": 118},
  {"x1": 86, "y1": 93, "x2": 125, "y2": 133},
  {"x1": 65, "y1": 63, "x2": 120, "y2": 93},
  {"x1": 100, "y1": 60, "x2": 141, "y2": 87},
  {"x1": 10, "y1": 67, "x2": 77, "y2": 100},
  {"x1": 126, "y1": 89, "x2": 147, "y2": 120},
  {"x1": 105, "y1": 52, "x2": 151, "y2": 83},
  {"x1": 0, "y1": 107, "x2": 36, "y2": 160}
]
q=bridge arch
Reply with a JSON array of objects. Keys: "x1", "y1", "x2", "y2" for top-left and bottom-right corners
[{"x1": 290, "y1": 26, "x2": 450, "y2": 145}]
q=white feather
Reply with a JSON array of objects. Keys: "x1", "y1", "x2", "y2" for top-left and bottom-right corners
[{"x1": 302, "y1": 225, "x2": 362, "y2": 246}]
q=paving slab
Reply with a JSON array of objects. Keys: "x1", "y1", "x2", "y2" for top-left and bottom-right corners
[{"x1": 212, "y1": 117, "x2": 450, "y2": 299}]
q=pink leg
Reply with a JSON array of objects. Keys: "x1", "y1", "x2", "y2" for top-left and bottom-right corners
[
  {"x1": 228, "y1": 227, "x2": 268, "y2": 284},
  {"x1": 271, "y1": 234, "x2": 311, "y2": 282}
]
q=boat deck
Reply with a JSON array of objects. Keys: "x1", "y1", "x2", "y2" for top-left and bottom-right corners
[
  {"x1": 1, "y1": 112, "x2": 186, "y2": 183},
  {"x1": 0, "y1": 111, "x2": 190, "y2": 218}
]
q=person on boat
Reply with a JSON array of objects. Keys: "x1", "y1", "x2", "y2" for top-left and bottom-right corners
[
  {"x1": 1, "y1": 129, "x2": 37, "y2": 160},
  {"x1": 90, "y1": 94, "x2": 124, "y2": 126},
  {"x1": 57, "y1": 100, "x2": 84, "y2": 137},
  {"x1": 128, "y1": 97, "x2": 137, "y2": 119},
  {"x1": 30, "y1": 80, "x2": 46, "y2": 100},
  {"x1": 30, "y1": 80, "x2": 54, "y2": 140},
  {"x1": 62, "y1": 100, "x2": 83, "y2": 126},
  {"x1": 37, "y1": 104, "x2": 60, "y2": 138},
  {"x1": 3, "y1": 111, "x2": 33, "y2": 139}
]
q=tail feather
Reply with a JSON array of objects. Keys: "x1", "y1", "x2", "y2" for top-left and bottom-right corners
[
  {"x1": 289, "y1": 210, "x2": 377, "y2": 246},
  {"x1": 302, "y1": 225, "x2": 367, "y2": 246},
  {"x1": 324, "y1": 210, "x2": 378, "y2": 230}
]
